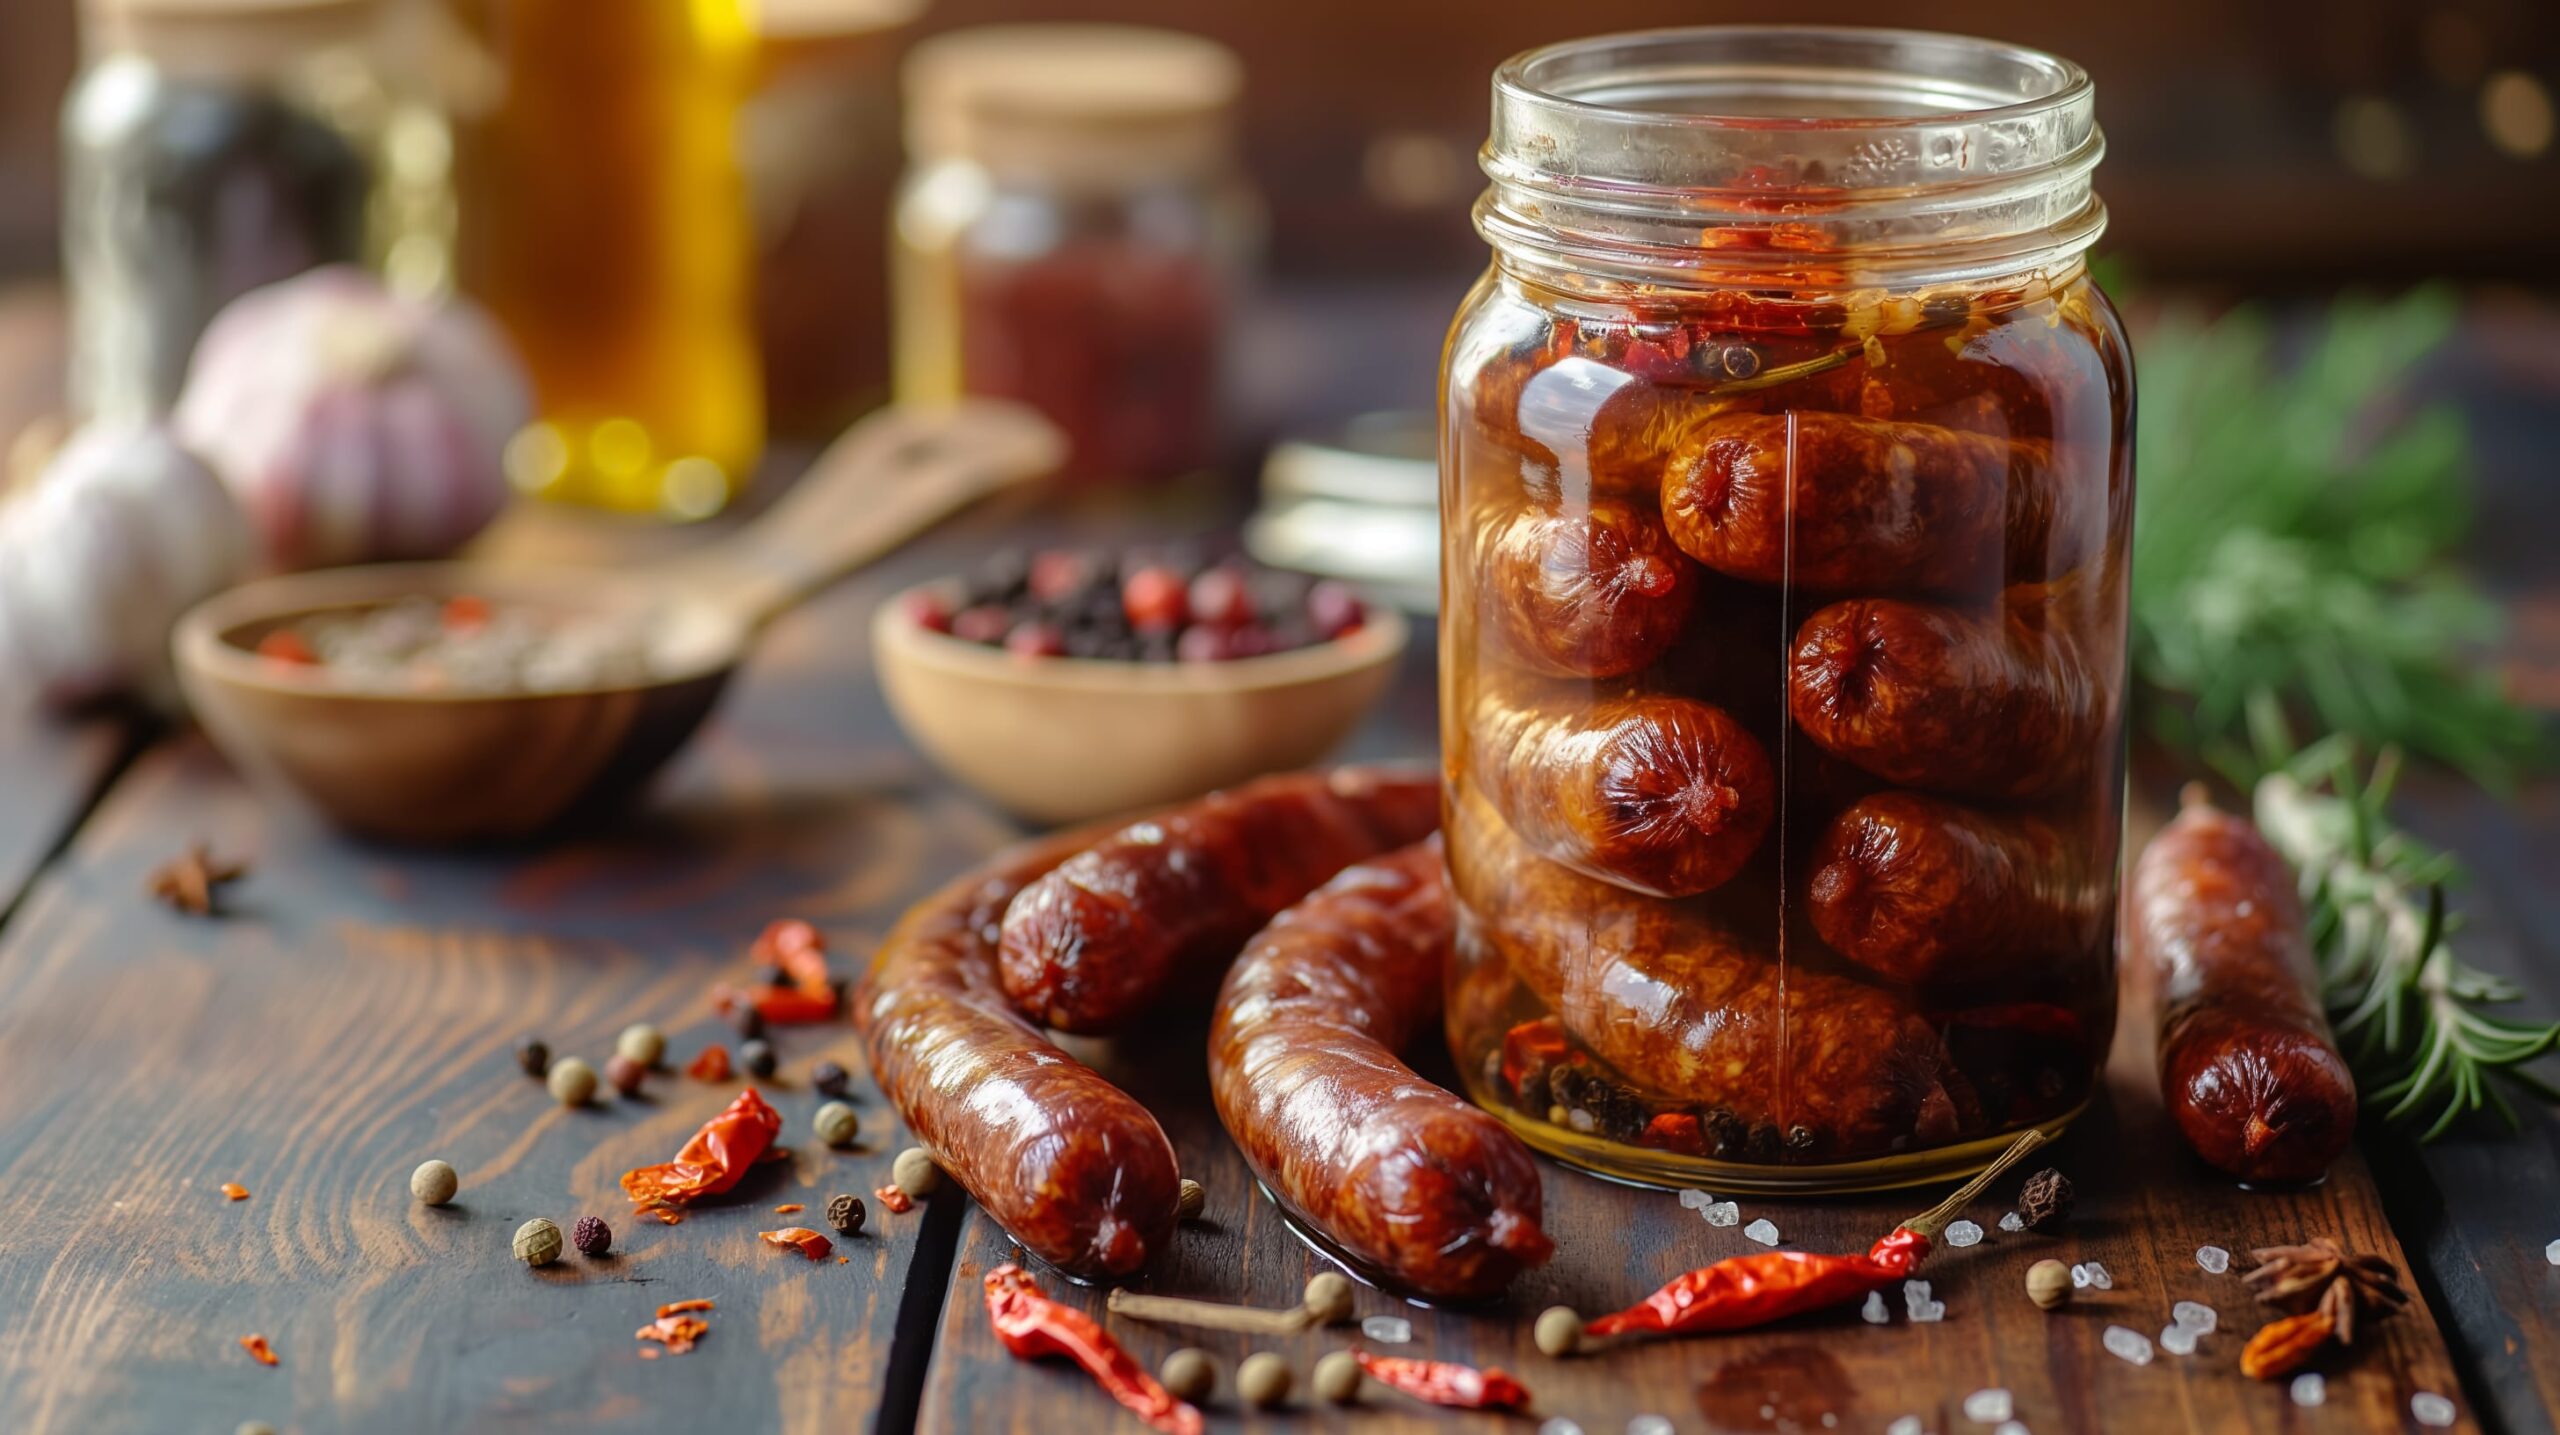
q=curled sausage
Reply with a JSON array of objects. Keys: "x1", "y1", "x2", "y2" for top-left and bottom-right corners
[
  {"x1": 1209, "y1": 838, "x2": 1553, "y2": 1299},
  {"x1": 1787, "y1": 590, "x2": 2104, "y2": 803},
  {"x1": 1479, "y1": 497, "x2": 1698, "y2": 678},
  {"x1": 856, "y1": 826, "x2": 1179, "y2": 1281},
  {"x1": 2131, "y1": 789, "x2": 2356, "y2": 1185},
  {"x1": 1469, "y1": 687, "x2": 1773, "y2": 898},
  {"x1": 1808, "y1": 792, "x2": 2111, "y2": 985},
  {"x1": 998, "y1": 768, "x2": 1441, "y2": 1034},
  {"x1": 1661, "y1": 411, "x2": 2083, "y2": 594},
  {"x1": 1448, "y1": 789, "x2": 1967, "y2": 1158}
]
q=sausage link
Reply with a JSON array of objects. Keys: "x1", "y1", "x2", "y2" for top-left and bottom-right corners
[
  {"x1": 855, "y1": 826, "x2": 1180, "y2": 1281},
  {"x1": 1208, "y1": 838, "x2": 1553, "y2": 1299},
  {"x1": 1808, "y1": 792, "x2": 2111, "y2": 985},
  {"x1": 998, "y1": 768, "x2": 1442, "y2": 1034},
  {"x1": 1787, "y1": 590, "x2": 2104, "y2": 803},
  {"x1": 1448, "y1": 788, "x2": 1968, "y2": 1158},
  {"x1": 2131, "y1": 790, "x2": 2356, "y2": 1184},
  {"x1": 1661, "y1": 411, "x2": 2081, "y2": 593},
  {"x1": 1470, "y1": 687, "x2": 1773, "y2": 899},
  {"x1": 1479, "y1": 496, "x2": 1698, "y2": 679}
]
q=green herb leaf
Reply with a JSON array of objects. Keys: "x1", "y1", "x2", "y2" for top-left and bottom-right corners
[{"x1": 2129, "y1": 288, "x2": 2549, "y2": 789}]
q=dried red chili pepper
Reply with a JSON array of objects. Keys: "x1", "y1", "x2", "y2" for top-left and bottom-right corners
[
  {"x1": 715, "y1": 919, "x2": 842, "y2": 1025},
  {"x1": 621, "y1": 1088, "x2": 782, "y2": 1214},
  {"x1": 984, "y1": 1263, "x2": 1202, "y2": 1435},
  {"x1": 773, "y1": 1203, "x2": 804, "y2": 1214},
  {"x1": 875, "y1": 1183, "x2": 913, "y2": 1214},
  {"x1": 1584, "y1": 1129, "x2": 2047, "y2": 1341},
  {"x1": 239, "y1": 1333, "x2": 277, "y2": 1366},
  {"x1": 657, "y1": 1299, "x2": 715, "y2": 1318},
  {"x1": 255, "y1": 630, "x2": 317, "y2": 665},
  {"x1": 637, "y1": 1313, "x2": 709, "y2": 1355},
  {"x1": 220, "y1": 1182, "x2": 250, "y2": 1201},
  {"x1": 1351, "y1": 1351, "x2": 1531, "y2": 1410},
  {"x1": 686, "y1": 1045, "x2": 732, "y2": 1081},
  {"x1": 760, "y1": 1227, "x2": 834, "y2": 1261}
]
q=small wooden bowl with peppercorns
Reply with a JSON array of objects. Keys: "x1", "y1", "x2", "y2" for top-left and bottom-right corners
[{"x1": 873, "y1": 550, "x2": 1408, "y2": 824}]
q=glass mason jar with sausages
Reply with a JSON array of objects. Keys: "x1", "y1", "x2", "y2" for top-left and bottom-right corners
[{"x1": 1442, "y1": 27, "x2": 2132, "y2": 1192}]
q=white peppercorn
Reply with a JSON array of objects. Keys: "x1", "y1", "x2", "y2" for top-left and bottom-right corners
[
  {"x1": 814, "y1": 1101, "x2": 860, "y2": 1147},
  {"x1": 1175, "y1": 1177, "x2": 1205, "y2": 1222},
  {"x1": 410, "y1": 1158, "x2": 458, "y2": 1206},
  {"x1": 1159, "y1": 1347, "x2": 1216, "y2": 1402},
  {"x1": 1534, "y1": 1305, "x2": 1583, "y2": 1356},
  {"x1": 1313, "y1": 1350, "x2": 1362, "y2": 1404},
  {"x1": 615, "y1": 1022, "x2": 666, "y2": 1067},
  {"x1": 547, "y1": 1056, "x2": 598, "y2": 1106},
  {"x1": 513, "y1": 1217, "x2": 563, "y2": 1267},
  {"x1": 1237, "y1": 1351, "x2": 1292, "y2": 1408},
  {"x1": 1301, "y1": 1272, "x2": 1354, "y2": 1325},
  {"x1": 892, "y1": 1146, "x2": 941, "y2": 1197}
]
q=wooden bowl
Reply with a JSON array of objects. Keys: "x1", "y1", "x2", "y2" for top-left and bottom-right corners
[
  {"x1": 872, "y1": 591, "x2": 1409, "y2": 824},
  {"x1": 171, "y1": 402, "x2": 1064, "y2": 844}
]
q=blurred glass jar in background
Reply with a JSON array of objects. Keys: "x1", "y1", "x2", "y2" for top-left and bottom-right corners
[
  {"x1": 63, "y1": 0, "x2": 454, "y2": 426},
  {"x1": 744, "y1": 0, "x2": 919, "y2": 441},
  {"x1": 449, "y1": 0, "x2": 761, "y2": 520},
  {"x1": 893, "y1": 25, "x2": 1254, "y2": 489}
]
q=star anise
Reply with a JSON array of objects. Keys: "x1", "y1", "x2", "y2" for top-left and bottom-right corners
[
  {"x1": 147, "y1": 843, "x2": 249, "y2": 916},
  {"x1": 2244, "y1": 1237, "x2": 2410, "y2": 1328}
]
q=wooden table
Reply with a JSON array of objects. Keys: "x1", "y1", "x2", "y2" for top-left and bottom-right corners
[{"x1": 0, "y1": 307, "x2": 2555, "y2": 1435}]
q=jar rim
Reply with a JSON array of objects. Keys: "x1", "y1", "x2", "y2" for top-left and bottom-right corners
[{"x1": 1494, "y1": 25, "x2": 2091, "y2": 136}]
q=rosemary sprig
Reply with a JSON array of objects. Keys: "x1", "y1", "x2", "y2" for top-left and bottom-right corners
[
  {"x1": 2251, "y1": 737, "x2": 2560, "y2": 1139},
  {"x1": 2129, "y1": 288, "x2": 2549, "y2": 790}
]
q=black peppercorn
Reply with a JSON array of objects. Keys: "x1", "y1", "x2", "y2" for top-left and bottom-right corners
[
  {"x1": 2018, "y1": 1167, "x2": 2074, "y2": 1233},
  {"x1": 812, "y1": 1060, "x2": 851, "y2": 1099},
  {"x1": 740, "y1": 1038, "x2": 777, "y2": 1079},
  {"x1": 571, "y1": 1215, "x2": 612, "y2": 1258},
  {"x1": 729, "y1": 1005, "x2": 765, "y2": 1039},
  {"x1": 516, "y1": 1039, "x2": 549, "y2": 1078},
  {"x1": 826, "y1": 1193, "x2": 865, "y2": 1236}
]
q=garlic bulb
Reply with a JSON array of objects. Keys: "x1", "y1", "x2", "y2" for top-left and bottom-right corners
[
  {"x1": 0, "y1": 424, "x2": 249, "y2": 709},
  {"x1": 175, "y1": 266, "x2": 531, "y2": 570}
]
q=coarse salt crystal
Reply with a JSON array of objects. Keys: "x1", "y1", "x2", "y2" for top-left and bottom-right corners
[
  {"x1": 1946, "y1": 1219, "x2": 1985, "y2": 1248},
  {"x1": 2102, "y1": 1325, "x2": 2154, "y2": 1365},
  {"x1": 1863, "y1": 1290, "x2": 1891, "y2": 1324},
  {"x1": 2084, "y1": 1260, "x2": 2113, "y2": 1290},
  {"x1": 2171, "y1": 1300, "x2": 2217, "y2": 1332},
  {"x1": 2411, "y1": 1392, "x2": 2457, "y2": 1427},
  {"x1": 1994, "y1": 1424, "x2": 2031, "y2": 1435},
  {"x1": 1627, "y1": 1416, "x2": 1675, "y2": 1435},
  {"x1": 1999, "y1": 1211, "x2": 2026, "y2": 1233},
  {"x1": 2070, "y1": 1263, "x2": 2091, "y2": 1289},
  {"x1": 2289, "y1": 1373, "x2": 2326, "y2": 1408},
  {"x1": 1822, "y1": 1416, "x2": 1838, "y2": 1429},
  {"x1": 1705, "y1": 1201, "x2": 1741, "y2": 1227},
  {"x1": 1360, "y1": 1315, "x2": 1411, "y2": 1343},
  {"x1": 1909, "y1": 1299, "x2": 1947, "y2": 1323},
  {"x1": 1903, "y1": 1279, "x2": 1932, "y2": 1309},
  {"x1": 1887, "y1": 1419, "x2": 1925, "y2": 1435},
  {"x1": 1744, "y1": 1217, "x2": 1780, "y2": 1246},
  {"x1": 1540, "y1": 1420, "x2": 1585, "y2": 1435},
  {"x1": 1566, "y1": 1108, "x2": 1597, "y2": 1133},
  {"x1": 2546, "y1": 1237, "x2": 2559, "y2": 1265},
  {"x1": 1678, "y1": 1188, "x2": 1711, "y2": 1210},
  {"x1": 1962, "y1": 1387, "x2": 2013, "y2": 1422},
  {"x1": 2158, "y1": 1323, "x2": 2197, "y2": 1356},
  {"x1": 2195, "y1": 1244, "x2": 2230, "y2": 1274}
]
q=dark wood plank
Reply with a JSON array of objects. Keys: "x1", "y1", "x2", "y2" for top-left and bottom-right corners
[
  {"x1": 917, "y1": 896, "x2": 2477, "y2": 1435},
  {"x1": 0, "y1": 553, "x2": 1021, "y2": 1433},
  {"x1": 0, "y1": 709, "x2": 125, "y2": 920}
]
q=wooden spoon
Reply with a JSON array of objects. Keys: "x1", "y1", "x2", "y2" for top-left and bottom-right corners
[{"x1": 172, "y1": 400, "x2": 1064, "y2": 844}]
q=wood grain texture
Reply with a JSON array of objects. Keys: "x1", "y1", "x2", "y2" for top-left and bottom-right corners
[
  {"x1": 0, "y1": 709, "x2": 124, "y2": 919},
  {"x1": 916, "y1": 944, "x2": 2478, "y2": 1435}
]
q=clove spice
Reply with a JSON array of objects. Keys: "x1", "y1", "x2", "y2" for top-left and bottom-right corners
[{"x1": 1105, "y1": 1273, "x2": 1356, "y2": 1336}]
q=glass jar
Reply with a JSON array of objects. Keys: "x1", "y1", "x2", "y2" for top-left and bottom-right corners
[
  {"x1": 450, "y1": 0, "x2": 762, "y2": 519},
  {"x1": 893, "y1": 25, "x2": 1255, "y2": 488},
  {"x1": 1441, "y1": 27, "x2": 2133, "y2": 1193},
  {"x1": 62, "y1": 0, "x2": 454, "y2": 426}
]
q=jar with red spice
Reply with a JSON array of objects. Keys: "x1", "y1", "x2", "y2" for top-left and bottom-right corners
[{"x1": 892, "y1": 25, "x2": 1253, "y2": 488}]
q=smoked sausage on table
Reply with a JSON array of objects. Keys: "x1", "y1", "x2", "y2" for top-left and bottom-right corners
[
  {"x1": 1661, "y1": 411, "x2": 2083, "y2": 593},
  {"x1": 1209, "y1": 838, "x2": 1553, "y2": 1299},
  {"x1": 1469, "y1": 687, "x2": 1773, "y2": 899},
  {"x1": 1787, "y1": 588, "x2": 2106, "y2": 803},
  {"x1": 1449, "y1": 789, "x2": 1970, "y2": 1159},
  {"x1": 1478, "y1": 496, "x2": 1698, "y2": 679},
  {"x1": 856, "y1": 826, "x2": 1182, "y2": 1282},
  {"x1": 1808, "y1": 792, "x2": 2111, "y2": 985},
  {"x1": 2130, "y1": 788, "x2": 2356, "y2": 1184},
  {"x1": 998, "y1": 768, "x2": 1441, "y2": 1035}
]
